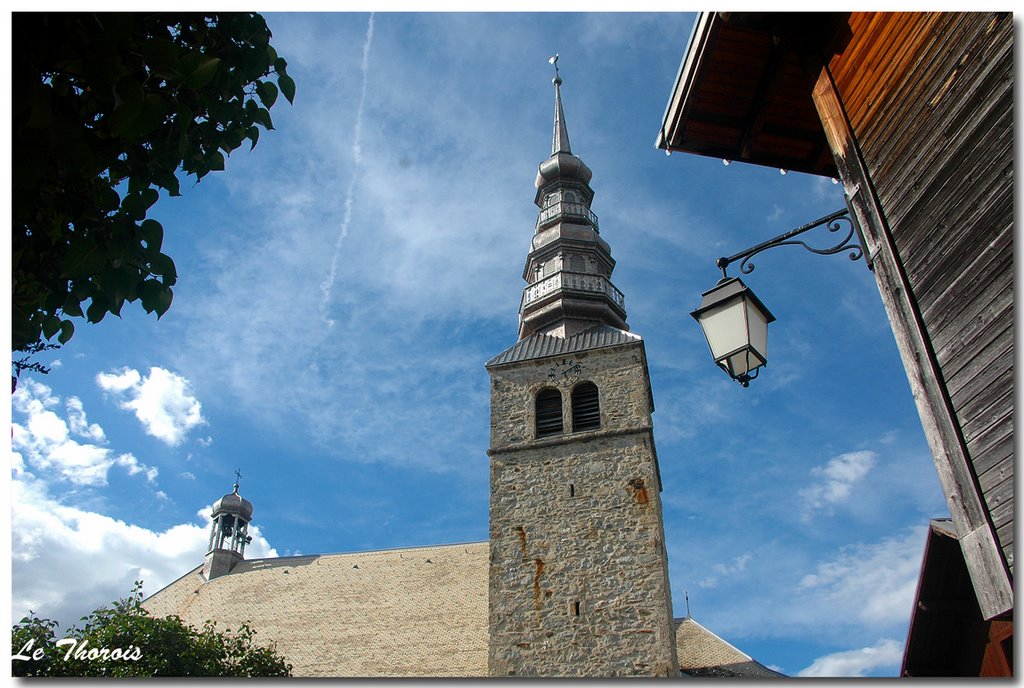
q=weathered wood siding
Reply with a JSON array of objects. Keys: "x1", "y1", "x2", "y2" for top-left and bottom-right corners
[{"x1": 829, "y1": 13, "x2": 1013, "y2": 581}]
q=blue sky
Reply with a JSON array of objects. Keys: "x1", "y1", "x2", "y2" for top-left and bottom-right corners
[{"x1": 7, "y1": 12, "x2": 950, "y2": 677}]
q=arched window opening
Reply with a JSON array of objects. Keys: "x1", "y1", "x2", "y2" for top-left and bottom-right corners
[
  {"x1": 536, "y1": 388, "x2": 563, "y2": 437},
  {"x1": 571, "y1": 382, "x2": 601, "y2": 432}
]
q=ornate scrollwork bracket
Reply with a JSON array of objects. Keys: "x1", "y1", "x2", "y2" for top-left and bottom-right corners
[{"x1": 716, "y1": 208, "x2": 866, "y2": 280}]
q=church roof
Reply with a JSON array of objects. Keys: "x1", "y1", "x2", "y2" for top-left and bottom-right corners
[
  {"x1": 486, "y1": 324, "x2": 642, "y2": 368},
  {"x1": 144, "y1": 538, "x2": 780, "y2": 678},
  {"x1": 143, "y1": 542, "x2": 489, "y2": 677},
  {"x1": 675, "y1": 617, "x2": 786, "y2": 677}
]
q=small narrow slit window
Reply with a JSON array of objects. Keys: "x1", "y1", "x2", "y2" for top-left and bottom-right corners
[
  {"x1": 536, "y1": 388, "x2": 563, "y2": 437},
  {"x1": 571, "y1": 382, "x2": 601, "y2": 432}
]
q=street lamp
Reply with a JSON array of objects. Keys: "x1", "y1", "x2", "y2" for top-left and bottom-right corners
[
  {"x1": 690, "y1": 277, "x2": 775, "y2": 387},
  {"x1": 692, "y1": 207, "x2": 865, "y2": 387}
]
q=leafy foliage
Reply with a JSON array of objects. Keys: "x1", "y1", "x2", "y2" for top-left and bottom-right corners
[
  {"x1": 11, "y1": 582, "x2": 292, "y2": 677},
  {"x1": 12, "y1": 13, "x2": 295, "y2": 375}
]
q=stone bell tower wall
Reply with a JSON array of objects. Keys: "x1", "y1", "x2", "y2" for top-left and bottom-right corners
[{"x1": 486, "y1": 341, "x2": 677, "y2": 676}]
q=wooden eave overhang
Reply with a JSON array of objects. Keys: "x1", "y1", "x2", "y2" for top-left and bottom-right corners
[{"x1": 656, "y1": 12, "x2": 840, "y2": 178}]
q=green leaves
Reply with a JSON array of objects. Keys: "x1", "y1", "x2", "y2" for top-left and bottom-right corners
[
  {"x1": 12, "y1": 12, "x2": 295, "y2": 374},
  {"x1": 257, "y1": 80, "x2": 278, "y2": 108},
  {"x1": 183, "y1": 56, "x2": 222, "y2": 90},
  {"x1": 11, "y1": 583, "x2": 292, "y2": 677},
  {"x1": 58, "y1": 320, "x2": 75, "y2": 344},
  {"x1": 245, "y1": 125, "x2": 260, "y2": 150},
  {"x1": 149, "y1": 252, "x2": 177, "y2": 282},
  {"x1": 41, "y1": 315, "x2": 61, "y2": 340},
  {"x1": 278, "y1": 73, "x2": 296, "y2": 104},
  {"x1": 121, "y1": 187, "x2": 159, "y2": 221},
  {"x1": 140, "y1": 219, "x2": 163, "y2": 255},
  {"x1": 253, "y1": 107, "x2": 274, "y2": 131},
  {"x1": 61, "y1": 237, "x2": 107, "y2": 279},
  {"x1": 274, "y1": 56, "x2": 296, "y2": 104}
]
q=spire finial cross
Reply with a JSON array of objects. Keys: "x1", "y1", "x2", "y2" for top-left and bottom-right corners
[
  {"x1": 233, "y1": 468, "x2": 242, "y2": 493},
  {"x1": 549, "y1": 53, "x2": 561, "y2": 85}
]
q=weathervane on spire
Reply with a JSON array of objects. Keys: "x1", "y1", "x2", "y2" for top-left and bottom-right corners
[{"x1": 549, "y1": 53, "x2": 561, "y2": 85}]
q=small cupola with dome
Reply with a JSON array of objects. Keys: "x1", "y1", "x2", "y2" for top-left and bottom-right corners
[{"x1": 202, "y1": 472, "x2": 254, "y2": 581}]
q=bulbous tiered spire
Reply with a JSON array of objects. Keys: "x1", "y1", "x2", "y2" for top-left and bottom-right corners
[
  {"x1": 535, "y1": 57, "x2": 593, "y2": 193},
  {"x1": 518, "y1": 57, "x2": 627, "y2": 340}
]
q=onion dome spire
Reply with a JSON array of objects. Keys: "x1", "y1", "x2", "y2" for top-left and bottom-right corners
[
  {"x1": 518, "y1": 56, "x2": 626, "y2": 340},
  {"x1": 536, "y1": 57, "x2": 593, "y2": 191}
]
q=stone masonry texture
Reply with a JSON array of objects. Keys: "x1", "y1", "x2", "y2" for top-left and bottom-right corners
[{"x1": 487, "y1": 339, "x2": 678, "y2": 676}]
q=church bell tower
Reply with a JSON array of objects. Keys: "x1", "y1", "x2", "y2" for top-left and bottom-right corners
[
  {"x1": 485, "y1": 60, "x2": 678, "y2": 677},
  {"x1": 202, "y1": 476, "x2": 254, "y2": 581}
]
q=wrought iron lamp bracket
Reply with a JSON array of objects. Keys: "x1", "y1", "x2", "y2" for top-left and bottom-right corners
[{"x1": 716, "y1": 208, "x2": 864, "y2": 280}]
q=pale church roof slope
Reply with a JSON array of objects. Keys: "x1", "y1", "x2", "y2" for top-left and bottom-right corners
[
  {"x1": 143, "y1": 541, "x2": 488, "y2": 677},
  {"x1": 675, "y1": 617, "x2": 786, "y2": 677},
  {"x1": 144, "y1": 540, "x2": 783, "y2": 678},
  {"x1": 486, "y1": 323, "x2": 642, "y2": 368}
]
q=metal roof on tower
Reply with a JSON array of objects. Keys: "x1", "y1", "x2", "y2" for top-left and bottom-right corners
[
  {"x1": 212, "y1": 482, "x2": 253, "y2": 521},
  {"x1": 486, "y1": 324, "x2": 641, "y2": 367}
]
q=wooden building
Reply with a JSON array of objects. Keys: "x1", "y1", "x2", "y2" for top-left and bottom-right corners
[
  {"x1": 656, "y1": 12, "x2": 1012, "y2": 675},
  {"x1": 902, "y1": 519, "x2": 1013, "y2": 676}
]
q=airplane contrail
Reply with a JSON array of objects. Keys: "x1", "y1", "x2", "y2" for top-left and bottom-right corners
[{"x1": 320, "y1": 13, "x2": 375, "y2": 327}]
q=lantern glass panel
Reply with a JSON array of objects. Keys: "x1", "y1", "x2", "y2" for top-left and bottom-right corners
[
  {"x1": 723, "y1": 349, "x2": 755, "y2": 378},
  {"x1": 745, "y1": 298, "x2": 769, "y2": 363},
  {"x1": 697, "y1": 297, "x2": 749, "y2": 361}
]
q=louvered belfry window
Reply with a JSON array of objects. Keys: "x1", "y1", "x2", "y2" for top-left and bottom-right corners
[
  {"x1": 536, "y1": 388, "x2": 564, "y2": 437},
  {"x1": 572, "y1": 382, "x2": 601, "y2": 432}
]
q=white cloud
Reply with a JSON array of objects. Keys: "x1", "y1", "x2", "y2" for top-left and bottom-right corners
[
  {"x1": 879, "y1": 430, "x2": 899, "y2": 445},
  {"x1": 11, "y1": 473, "x2": 277, "y2": 629},
  {"x1": 800, "y1": 450, "x2": 877, "y2": 518},
  {"x1": 698, "y1": 553, "x2": 752, "y2": 589},
  {"x1": 65, "y1": 397, "x2": 106, "y2": 442},
  {"x1": 12, "y1": 379, "x2": 157, "y2": 487},
  {"x1": 116, "y1": 453, "x2": 159, "y2": 483},
  {"x1": 93, "y1": 367, "x2": 141, "y2": 393},
  {"x1": 798, "y1": 527, "x2": 925, "y2": 627},
  {"x1": 96, "y1": 367, "x2": 205, "y2": 446},
  {"x1": 687, "y1": 526, "x2": 927, "y2": 649},
  {"x1": 798, "y1": 639, "x2": 904, "y2": 677}
]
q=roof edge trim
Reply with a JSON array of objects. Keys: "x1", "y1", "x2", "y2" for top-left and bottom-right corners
[{"x1": 656, "y1": 12, "x2": 719, "y2": 150}]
